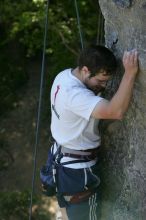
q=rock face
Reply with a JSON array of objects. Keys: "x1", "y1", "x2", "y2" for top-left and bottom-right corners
[{"x1": 98, "y1": 0, "x2": 146, "y2": 219}]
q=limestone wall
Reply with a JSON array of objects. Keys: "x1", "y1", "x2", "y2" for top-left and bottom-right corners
[{"x1": 98, "y1": 1, "x2": 146, "y2": 219}]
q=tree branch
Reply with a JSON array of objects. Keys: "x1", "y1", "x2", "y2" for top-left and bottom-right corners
[{"x1": 58, "y1": 30, "x2": 78, "y2": 56}]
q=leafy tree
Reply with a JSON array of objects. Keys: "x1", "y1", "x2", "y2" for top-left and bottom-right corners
[
  {"x1": 0, "y1": 0, "x2": 102, "y2": 115},
  {"x1": 0, "y1": 1, "x2": 104, "y2": 219},
  {"x1": 0, "y1": 191, "x2": 52, "y2": 220}
]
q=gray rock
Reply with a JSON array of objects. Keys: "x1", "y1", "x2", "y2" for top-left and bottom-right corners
[
  {"x1": 98, "y1": 0, "x2": 146, "y2": 219},
  {"x1": 113, "y1": 0, "x2": 132, "y2": 8}
]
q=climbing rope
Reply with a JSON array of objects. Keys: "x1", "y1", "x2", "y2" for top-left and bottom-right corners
[
  {"x1": 97, "y1": 8, "x2": 101, "y2": 44},
  {"x1": 74, "y1": 0, "x2": 104, "y2": 48},
  {"x1": 29, "y1": 1, "x2": 49, "y2": 220},
  {"x1": 100, "y1": 13, "x2": 104, "y2": 44},
  {"x1": 97, "y1": 2, "x2": 104, "y2": 45},
  {"x1": 74, "y1": 0, "x2": 84, "y2": 50}
]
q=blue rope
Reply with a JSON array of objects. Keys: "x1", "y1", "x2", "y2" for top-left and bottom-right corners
[
  {"x1": 29, "y1": 1, "x2": 49, "y2": 219},
  {"x1": 74, "y1": 0, "x2": 84, "y2": 50}
]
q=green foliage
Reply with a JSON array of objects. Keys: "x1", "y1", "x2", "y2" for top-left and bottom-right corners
[
  {"x1": 0, "y1": 0, "x2": 43, "y2": 57},
  {"x1": 0, "y1": 1, "x2": 104, "y2": 218},
  {"x1": 0, "y1": 191, "x2": 30, "y2": 219},
  {"x1": 0, "y1": 138, "x2": 14, "y2": 171},
  {"x1": 0, "y1": 191, "x2": 52, "y2": 220},
  {"x1": 0, "y1": 0, "x2": 102, "y2": 116},
  {"x1": 0, "y1": 48, "x2": 28, "y2": 115},
  {"x1": 0, "y1": 0, "x2": 100, "y2": 60}
]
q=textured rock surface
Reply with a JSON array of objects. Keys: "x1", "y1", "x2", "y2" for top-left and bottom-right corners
[
  {"x1": 113, "y1": 0, "x2": 132, "y2": 8},
  {"x1": 98, "y1": 0, "x2": 146, "y2": 219}
]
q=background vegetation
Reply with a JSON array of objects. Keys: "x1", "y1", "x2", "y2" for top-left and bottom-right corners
[
  {"x1": 0, "y1": 0, "x2": 103, "y2": 219},
  {"x1": 0, "y1": 0, "x2": 102, "y2": 115}
]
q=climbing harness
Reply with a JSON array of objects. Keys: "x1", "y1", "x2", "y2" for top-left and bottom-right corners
[
  {"x1": 61, "y1": 145, "x2": 100, "y2": 160},
  {"x1": 40, "y1": 142, "x2": 100, "y2": 203},
  {"x1": 63, "y1": 181, "x2": 99, "y2": 204}
]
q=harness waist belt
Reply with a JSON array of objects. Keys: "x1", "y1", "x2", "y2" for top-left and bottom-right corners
[{"x1": 61, "y1": 146, "x2": 100, "y2": 160}]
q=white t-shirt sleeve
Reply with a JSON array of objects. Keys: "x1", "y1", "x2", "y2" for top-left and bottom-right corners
[{"x1": 66, "y1": 87, "x2": 103, "y2": 120}]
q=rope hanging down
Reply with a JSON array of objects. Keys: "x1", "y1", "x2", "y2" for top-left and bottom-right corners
[
  {"x1": 29, "y1": 1, "x2": 49, "y2": 220},
  {"x1": 29, "y1": 2, "x2": 83, "y2": 219},
  {"x1": 97, "y1": 8, "x2": 104, "y2": 45},
  {"x1": 74, "y1": 0, "x2": 84, "y2": 50},
  {"x1": 74, "y1": 0, "x2": 104, "y2": 48}
]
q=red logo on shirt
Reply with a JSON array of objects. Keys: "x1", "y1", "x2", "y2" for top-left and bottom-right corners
[
  {"x1": 52, "y1": 85, "x2": 60, "y2": 119},
  {"x1": 54, "y1": 85, "x2": 60, "y2": 104}
]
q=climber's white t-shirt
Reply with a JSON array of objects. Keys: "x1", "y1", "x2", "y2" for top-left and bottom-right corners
[{"x1": 50, "y1": 68, "x2": 103, "y2": 168}]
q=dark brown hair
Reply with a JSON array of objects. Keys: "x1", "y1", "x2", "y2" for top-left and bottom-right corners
[{"x1": 78, "y1": 45, "x2": 117, "y2": 76}]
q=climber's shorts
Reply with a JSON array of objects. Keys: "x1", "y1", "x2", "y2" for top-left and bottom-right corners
[
  {"x1": 65, "y1": 193, "x2": 100, "y2": 220},
  {"x1": 56, "y1": 164, "x2": 101, "y2": 220}
]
